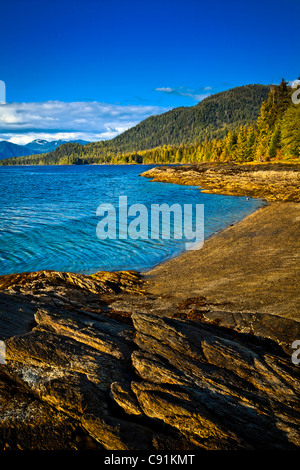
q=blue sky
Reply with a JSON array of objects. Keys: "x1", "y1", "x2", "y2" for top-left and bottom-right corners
[{"x1": 0, "y1": 0, "x2": 299, "y2": 144}]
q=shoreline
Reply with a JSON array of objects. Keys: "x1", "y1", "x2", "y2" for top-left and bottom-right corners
[
  {"x1": 0, "y1": 162, "x2": 300, "y2": 450},
  {"x1": 1, "y1": 161, "x2": 299, "y2": 318},
  {"x1": 1, "y1": 161, "x2": 299, "y2": 319},
  {"x1": 146, "y1": 201, "x2": 300, "y2": 320},
  {"x1": 141, "y1": 198, "x2": 267, "y2": 276},
  {"x1": 140, "y1": 162, "x2": 300, "y2": 202},
  {"x1": 0, "y1": 160, "x2": 299, "y2": 169},
  {"x1": 139, "y1": 163, "x2": 300, "y2": 320}
]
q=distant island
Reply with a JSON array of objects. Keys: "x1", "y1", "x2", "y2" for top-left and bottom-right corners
[
  {"x1": 0, "y1": 139, "x2": 90, "y2": 161},
  {"x1": 1, "y1": 79, "x2": 299, "y2": 166}
]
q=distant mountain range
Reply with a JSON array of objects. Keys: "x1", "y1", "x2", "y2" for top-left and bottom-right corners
[
  {"x1": 24, "y1": 139, "x2": 89, "y2": 153},
  {"x1": 0, "y1": 139, "x2": 89, "y2": 160},
  {"x1": 0, "y1": 84, "x2": 272, "y2": 164},
  {"x1": 0, "y1": 141, "x2": 36, "y2": 160}
]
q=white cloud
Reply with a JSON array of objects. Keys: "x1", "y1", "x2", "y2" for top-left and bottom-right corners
[
  {"x1": 155, "y1": 87, "x2": 174, "y2": 93},
  {"x1": 154, "y1": 86, "x2": 211, "y2": 102},
  {"x1": 0, "y1": 101, "x2": 168, "y2": 145}
]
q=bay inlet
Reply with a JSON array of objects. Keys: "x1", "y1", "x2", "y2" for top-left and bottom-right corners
[{"x1": 0, "y1": 164, "x2": 263, "y2": 275}]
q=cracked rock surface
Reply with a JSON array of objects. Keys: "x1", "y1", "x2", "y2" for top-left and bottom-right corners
[{"x1": 0, "y1": 269, "x2": 299, "y2": 450}]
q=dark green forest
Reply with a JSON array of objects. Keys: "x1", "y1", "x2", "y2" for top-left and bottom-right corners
[{"x1": 1, "y1": 81, "x2": 299, "y2": 166}]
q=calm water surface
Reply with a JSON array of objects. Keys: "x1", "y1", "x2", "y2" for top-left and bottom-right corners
[{"x1": 0, "y1": 165, "x2": 264, "y2": 275}]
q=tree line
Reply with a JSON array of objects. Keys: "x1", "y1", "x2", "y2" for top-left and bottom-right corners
[
  {"x1": 1, "y1": 80, "x2": 299, "y2": 166},
  {"x1": 110, "y1": 79, "x2": 300, "y2": 164}
]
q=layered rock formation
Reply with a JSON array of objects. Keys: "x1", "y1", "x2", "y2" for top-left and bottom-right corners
[
  {"x1": 0, "y1": 268, "x2": 299, "y2": 450},
  {"x1": 1, "y1": 162, "x2": 300, "y2": 450},
  {"x1": 141, "y1": 163, "x2": 300, "y2": 202}
]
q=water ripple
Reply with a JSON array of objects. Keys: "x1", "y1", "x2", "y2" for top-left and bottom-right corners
[{"x1": 0, "y1": 165, "x2": 264, "y2": 275}]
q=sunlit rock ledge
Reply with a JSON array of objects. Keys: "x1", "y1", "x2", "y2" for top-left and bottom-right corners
[
  {"x1": 0, "y1": 162, "x2": 300, "y2": 450},
  {"x1": 140, "y1": 162, "x2": 300, "y2": 202},
  {"x1": 0, "y1": 264, "x2": 299, "y2": 450}
]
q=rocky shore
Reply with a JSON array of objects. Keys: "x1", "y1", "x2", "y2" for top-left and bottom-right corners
[
  {"x1": 0, "y1": 162, "x2": 299, "y2": 450},
  {"x1": 141, "y1": 162, "x2": 300, "y2": 202}
]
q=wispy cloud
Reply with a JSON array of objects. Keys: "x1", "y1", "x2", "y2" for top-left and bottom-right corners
[
  {"x1": 154, "y1": 85, "x2": 212, "y2": 102},
  {"x1": 155, "y1": 87, "x2": 174, "y2": 93},
  {"x1": 0, "y1": 101, "x2": 168, "y2": 145}
]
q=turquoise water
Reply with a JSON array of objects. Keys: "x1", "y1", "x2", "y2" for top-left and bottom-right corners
[{"x1": 0, "y1": 165, "x2": 263, "y2": 275}]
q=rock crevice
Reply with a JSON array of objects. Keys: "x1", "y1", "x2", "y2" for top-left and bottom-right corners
[{"x1": 0, "y1": 269, "x2": 299, "y2": 450}]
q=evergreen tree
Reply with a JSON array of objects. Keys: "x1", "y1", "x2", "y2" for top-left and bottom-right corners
[
  {"x1": 245, "y1": 126, "x2": 256, "y2": 161},
  {"x1": 255, "y1": 129, "x2": 269, "y2": 162},
  {"x1": 268, "y1": 126, "x2": 281, "y2": 160},
  {"x1": 281, "y1": 106, "x2": 300, "y2": 158},
  {"x1": 235, "y1": 126, "x2": 248, "y2": 162},
  {"x1": 224, "y1": 130, "x2": 237, "y2": 160}
]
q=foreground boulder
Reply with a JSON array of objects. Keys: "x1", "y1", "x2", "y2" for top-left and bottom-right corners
[{"x1": 0, "y1": 269, "x2": 299, "y2": 450}]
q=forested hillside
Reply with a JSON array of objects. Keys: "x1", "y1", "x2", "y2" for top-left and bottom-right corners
[
  {"x1": 96, "y1": 84, "x2": 271, "y2": 150},
  {"x1": 111, "y1": 79, "x2": 299, "y2": 164},
  {"x1": 1, "y1": 84, "x2": 271, "y2": 165},
  {"x1": 1, "y1": 80, "x2": 299, "y2": 165}
]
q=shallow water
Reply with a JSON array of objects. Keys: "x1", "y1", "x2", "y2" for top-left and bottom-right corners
[{"x1": 0, "y1": 164, "x2": 263, "y2": 275}]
